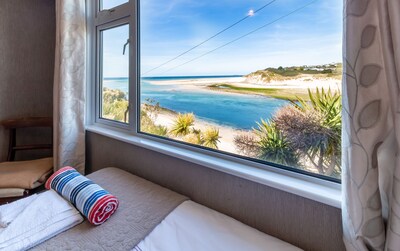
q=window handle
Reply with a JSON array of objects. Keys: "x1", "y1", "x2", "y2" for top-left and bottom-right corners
[
  {"x1": 124, "y1": 105, "x2": 129, "y2": 123},
  {"x1": 123, "y1": 39, "x2": 130, "y2": 55}
]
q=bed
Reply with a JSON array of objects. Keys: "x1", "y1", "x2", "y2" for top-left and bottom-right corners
[{"x1": 31, "y1": 167, "x2": 301, "y2": 251}]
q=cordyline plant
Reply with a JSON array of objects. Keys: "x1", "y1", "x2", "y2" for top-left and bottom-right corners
[
  {"x1": 254, "y1": 120, "x2": 299, "y2": 166},
  {"x1": 202, "y1": 127, "x2": 221, "y2": 149},
  {"x1": 171, "y1": 113, "x2": 221, "y2": 149},
  {"x1": 170, "y1": 113, "x2": 195, "y2": 136},
  {"x1": 235, "y1": 88, "x2": 341, "y2": 178},
  {"x1": 275, "y1": 88, "x2": 341, "y2": 176}
]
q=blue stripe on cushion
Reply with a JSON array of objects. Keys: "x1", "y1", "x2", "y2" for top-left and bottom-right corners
[
  {"x1": 57, "y1": 172, "x2": 80, "y2": 192},
  {"x1": 62, "y1": 175, "x2": 87, "y2": 200},
  {"x1": 50, "y1": 169, "x2": 75, "y2": 189},
  {"x1": 83, "y1": 190, "x2": 108, "y2": 216},
  {"x1": 75, "y1": 185, "x2": 103, "y2": 213},
  {"x1": 70, "y1": 180, "x2": 94, "y2": 206},
  {"x1": 47, "y1": 167, "x2": 118, "y2": 224}
]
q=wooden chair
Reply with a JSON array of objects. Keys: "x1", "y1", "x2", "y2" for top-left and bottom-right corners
[
  {"x1": 0, "y1": 117, "x2": 53, "y2": 205},
  {"x1": 1, "y1": 117, "x2": 53, "y2": 161}
]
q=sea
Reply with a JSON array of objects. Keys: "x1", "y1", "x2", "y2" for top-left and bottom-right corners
[{"x1": 103, "y1": 76, "x2": 288, "y2": 130}]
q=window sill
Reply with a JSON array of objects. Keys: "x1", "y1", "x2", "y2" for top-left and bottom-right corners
[{"x1": 86, "y1": 125, "x2": 342, "y2": 209}]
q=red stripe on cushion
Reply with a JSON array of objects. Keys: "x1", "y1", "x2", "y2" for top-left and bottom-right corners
[
  {"x1": 89, "y1": 195, "x2": 119, "y2": 225},
  {"x1": 45, "y1": 166, "x2": 75, "y2": 189}
]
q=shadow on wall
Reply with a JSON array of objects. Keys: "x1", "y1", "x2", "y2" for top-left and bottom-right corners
[
  {"x1": 0, "y1": 128, "x2": 6, "y2": 161},
  {"x1": 0, "y1": 126, "x2": 53, "y2": 162}
]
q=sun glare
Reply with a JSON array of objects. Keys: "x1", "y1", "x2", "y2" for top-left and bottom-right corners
[{"x1": 248, "y1": 9, "x2": 255, "y2": 16}]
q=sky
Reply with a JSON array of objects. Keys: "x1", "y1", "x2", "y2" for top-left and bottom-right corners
[
  {"x1": 101, "y1": 0, "x2": 128, "y2": 10},
  {"x1": 103, "y1": 0, "x2": 343, "y2": 78}
]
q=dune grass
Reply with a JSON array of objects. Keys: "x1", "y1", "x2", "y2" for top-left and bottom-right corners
[{"x1": 207, "y1": 84, "x2": 311, "y2": 101}]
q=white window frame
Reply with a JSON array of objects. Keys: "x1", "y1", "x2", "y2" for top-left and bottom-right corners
[
  {"x1": 86, "y1": 0, "x2": 342, "y2": 208},
  {"x1": 87, "y1": 1, "x2": 137, "y2": 131}
]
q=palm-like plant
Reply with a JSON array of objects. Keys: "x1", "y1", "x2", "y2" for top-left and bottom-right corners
[
  {"x1": 170, "y1": 113, "x2": 195, "y2": 136},
  {"x1": 202, "y1": 127, "x2": 221, "y2": 149},
  {"x1": 284, "y1": 88, "x2": 341, "y2": 176},
  {"x1": 294, "y1": 88, "x2": 341, "y2": 133},
  {"x1": 254, "y1": 120, "x2": 299, "y2": 166}
]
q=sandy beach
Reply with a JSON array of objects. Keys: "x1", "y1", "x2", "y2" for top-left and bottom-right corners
[
  {"x1": 145, "y1": 75, "x2": 342, "y2": 154},
  {"x1": 153, "y1": 112, "x2": 246, "y2": 154},
  {"x1": 147, "y1": 75, "x2": 342, "y2": 92}
]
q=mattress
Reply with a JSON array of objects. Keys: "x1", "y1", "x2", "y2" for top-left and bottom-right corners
[
  {"x1": 134, "y1": 200, "x2": 302, "y2": 251},
  {"x1": 33, "y1": 167, "x2": 301, "y2": 251},
  {"x1": 32, "y1": 167, "x2": 188, "y2": 251}
]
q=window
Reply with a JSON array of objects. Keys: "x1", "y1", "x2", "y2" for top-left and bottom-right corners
[
  {"x1": 100, "y1": 0, "x2": 129, "y2": 10},
  {"x1": 91, "y1": 0, "x2": 343, "y2": 182},
  {"x1": 100, "y1": 24, "x2": 130, "y2": 123}
]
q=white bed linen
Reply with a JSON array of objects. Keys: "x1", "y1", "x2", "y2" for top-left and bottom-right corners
[
  {"x1": 134, "y1": 201, "x2": 302, "y2": 251},
  {"x1": 0, "y1": 190, "x2": 83, "y2": 251},
  {"x1": 0, "y1": 194, "x2": 37, "y2": 227}
]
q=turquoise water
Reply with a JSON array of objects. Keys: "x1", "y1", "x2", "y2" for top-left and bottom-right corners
[{"x1": 103, "y1": 76, "x2": 288, "y2": 130}]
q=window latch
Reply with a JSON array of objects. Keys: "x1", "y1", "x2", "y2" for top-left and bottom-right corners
[
  {"x1": 123, "y1": 39, "x2": 130, "y2": 55},
  {"x1": 124, "y1": 105, "x2": 129, "y2": 123}
]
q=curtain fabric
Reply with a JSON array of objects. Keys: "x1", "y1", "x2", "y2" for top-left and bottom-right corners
[
  {"x1": 343, "y1": 0, "x2": 400, "y2": 250},
  {"x1": 53, "y1": 0, "x2": 86, "y2": 174}
]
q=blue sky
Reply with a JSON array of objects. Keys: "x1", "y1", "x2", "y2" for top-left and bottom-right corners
[
  {"x1": 101, "y1": 0, "x2": 128, "y2": 10},
  {"x1": 103, "y1": 0, "x2": 343, "y2": 77},
  {"x1": 103, "y1": 25, "x2": 130, "y2": 79}
]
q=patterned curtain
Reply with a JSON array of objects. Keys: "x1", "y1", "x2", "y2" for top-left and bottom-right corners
[
  {"x1": 53, "y1": 0, "x2": 86, "y2": 174},
  {"x1": 342, "y1": 0, "x2": 400, "y2": 250}
]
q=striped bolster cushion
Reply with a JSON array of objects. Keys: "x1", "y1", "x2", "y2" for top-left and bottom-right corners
[{"x1": 45, "y1": 166, "x2": 119, "y2": 225}]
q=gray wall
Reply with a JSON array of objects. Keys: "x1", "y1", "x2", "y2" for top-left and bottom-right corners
[
  {"x1": 0, "y1": 0, "x2": 55, "y2": 161},
  {"x1": 87, "y1": 131, "x2": 345, "y2": 251}
]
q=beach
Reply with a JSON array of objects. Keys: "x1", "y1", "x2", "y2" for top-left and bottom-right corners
[
  {"x1": 144, "y1": 75, "x2": 342, "y2": 154},
  {"x1": 153, "y1": 110, "x2": 247, "y2": 154},
  {"x1": 147, "y1": 75, "x2": 342, "y2": 92}
]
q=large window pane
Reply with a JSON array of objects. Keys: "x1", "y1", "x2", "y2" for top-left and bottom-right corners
[
  {"x1": 139, "y1": 0, "x2": 343, "y2": 180},
  {"x1": 100, "y1": 24, "x2": 129, "y2": 123},
  {"x1": 101, "y1": 0, "x2": 128, "y2": 10}
]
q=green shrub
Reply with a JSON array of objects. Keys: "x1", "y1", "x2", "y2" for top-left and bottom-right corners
[
  {"x1": 102, "y1": 88, "x2": 129, "y2": 122},
  {"x1": 201, "y1": 127, "x2": 221, "y2": 149},
  {"x1": 170, "y1": 113, "x2": 195, "y2": 136},
  {"x1": 140, "y1": 110, "x2": 168, "y2": 137},
  {"x1": 245, "y1": 87, "x2": 342, "y2": 177},
  {"x1": 275, "y1": 88, "x2": 342, "y2": 176},
  {"x1": 254, "y1": 120, "x2": 299, "y2": 166}
]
